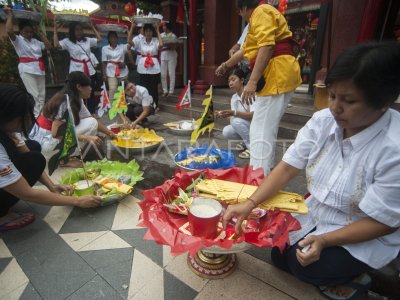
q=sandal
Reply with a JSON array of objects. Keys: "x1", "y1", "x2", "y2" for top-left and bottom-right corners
[
  {"x1": 319, "y1": 273, "x2": 371, "y2": 300},
  {"x1": 235, "y1": 142, "x2": 247, "y2": 151},
  {"x1": 0, "y1": 212, "x2": 35, "y2": 232},
  {"x1": 238, "y1": 149, "x2": 251, "y2": 159}
]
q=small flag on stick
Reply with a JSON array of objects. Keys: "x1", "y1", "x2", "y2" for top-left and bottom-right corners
[
  {"x1": 176, "y1": 80, "x2": 191, "y2": 111},
  {"x1": 190, "y1": 86, "x2": 214, "y2": 145},
  {"x1": 48, "y1": 96, "x2": 80, "y2": 175},
  {"x1": 97, "y1": 82, "x2": 111, "y2": 117},
  {"x1": 109, "y1": 81, "x2": 128, "y2": 120}
]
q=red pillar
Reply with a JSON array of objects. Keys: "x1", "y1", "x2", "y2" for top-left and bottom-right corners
[
  {"x1": 357, "y1": 0, "x2": 385, "y2": 42},
  {"x1": 189, "y1": 0, "x2": 198, "y2": 83},
  {"x1": 198, "y1": 0, "x2": 239, "y2": 86}
]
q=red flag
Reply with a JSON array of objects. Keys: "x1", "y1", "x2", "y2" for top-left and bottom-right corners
[
  {"x1": 176, "y1": 81, "x2": 191, "y2": 111},
  {"x1": 176, "y1": 0, "x2": 184, "y2": 24},
  {"x1": 97, "y1": 82, "x2": 111, "y2": 117}
]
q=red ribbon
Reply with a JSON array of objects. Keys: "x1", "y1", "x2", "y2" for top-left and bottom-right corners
[
  {"x1": 143, "y1": 53, "x2": 157, "y2": 68},
  {"x1": 19, "y1": 56, "x2": 45, "y2": 72},
  {"x1": 110, "y1": 61, "x2": 121, "y2": 77},
  {"x1": 71, "y1": 58, "x2": 90, "y2": 76},
  {"x1": 37, "y1": 114, "x2": 52, "y2": 130},
  {"x1": 249, "y1": 38, "x2": 295, "y2": 70}
]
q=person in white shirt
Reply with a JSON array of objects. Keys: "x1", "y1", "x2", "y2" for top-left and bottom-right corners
[
  {"x1": 0, "y1": 84, "x2": 101, "y2": 233},
  {"x1": 228, "y1": 23, "x2": 249, "y2": 57},
  {"x1": 218, "y1": 68, "x2": 253, "y2": 159},
  {"x1": 223, "y1": 42, "x2": 400, "y2": 300},
  {"x1": 119, "y1": 81, "x2": 155, "y2": 128},
  {"x1": 31, "y1": 72, "x2": 115, "y2": 166},
  {"x1": 102, "y1": 31, "x2": 132, "y2": 101},
  {"x1": 5, "y1": 7, "x2": 51, "y2": 118},
  {"x1": 160, "y1": 22, "x2": 178, "y2": 96},
  {"x1": 53, "y1": 21, "x2": 102, "y2": 115},
  {"x1": 131, "y1": 22, "x2": 163, "y2": 108}
]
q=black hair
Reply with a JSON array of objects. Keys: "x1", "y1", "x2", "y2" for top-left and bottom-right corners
[
  {"x1": 68, "y1": 22, "x2": 86, "y2": 43},
  {"x1": 43, "y1": 71, "x2": 91, "y2": 125},
  {"x1": 143, "y1": 23, "x2": 155, "y2": 36},
  {"x1": 107, "y1": 31, "x2": 118, "y2": 44},
  {"x1": 326, "y1": 41, "x2": 400, "y2": 109},
  {"x1": 0, "y1": 84, "x2": 35, "y2": 159},
  {"x1": 236, "y1": 0, "x2": 260, "y2": 9},
  {"x1": 18, "y1": 20, "x2": 33, "y2": 32},
  {"x1": 234, "y1": 64, "x2": 265, "y2": 92},
  {"x1": 164, "y1": 22, "x2": 173, "y2": 31},
  {"x1": 229, "y1": 68, "x2": 246, "y2": 80}
]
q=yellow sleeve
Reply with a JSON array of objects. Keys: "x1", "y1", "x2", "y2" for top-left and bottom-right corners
[{"x1": 251, "y1": 7, "x2": 278, "y2": 47}]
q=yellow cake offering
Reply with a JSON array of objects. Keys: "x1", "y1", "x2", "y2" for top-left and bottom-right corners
[
  {"x1": 52, "y1": 9, "x2": 90, "y2": 16},
  {"x1": 178, "y1": 155, "x2": 220, "y2": 167},
  {"x1": 112, "y1": 128, "x2": 164, "y2": 148},
  {"x1": 195, "y1": 179, "x2": 308, "y2": 214}
]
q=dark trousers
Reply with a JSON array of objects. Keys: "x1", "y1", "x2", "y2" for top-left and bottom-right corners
[
  {"x1": 139, "y1": 73, "x2": 160, "y2": 107},
  {"x1": 271, "y1": 236, "x2": 371, "y2": 287},
  {"x1": 126, "y1": 103, "x2": 155, "y2": 122},
  {"x1": 85, "y1": 74, "x2": 98, "y2": 114},
  {"x1": 0, "y1": 140, "x2": 46, "y2": 217}
]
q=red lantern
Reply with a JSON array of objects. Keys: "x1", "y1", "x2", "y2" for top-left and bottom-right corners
[
  {"x1": 278, "y1": 0, "x2": 287, "y2": 15},
  {"x1": 124, "y1": 2, "x2": 136, "y2": 16}
]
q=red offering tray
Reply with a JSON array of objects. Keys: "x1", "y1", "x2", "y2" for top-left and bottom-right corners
[{"x1": 138, "y1": 166, "x2": 301, "y2": 257}]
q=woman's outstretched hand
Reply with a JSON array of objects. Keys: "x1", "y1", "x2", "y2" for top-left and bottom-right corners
[{"x1": 222, "y1": 201, "x2": 254, "y2": 234}]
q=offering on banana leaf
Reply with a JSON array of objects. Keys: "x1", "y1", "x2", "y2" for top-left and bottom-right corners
[
  {"x1": 175, "y1": 146, "x2": 236, "y2": 171},
  {"x1": 164, "y1": 175, "x2": 204, "y2": 215},
  {"x1": 60, "y1": 159, "x2": 143, "y2": 203}
]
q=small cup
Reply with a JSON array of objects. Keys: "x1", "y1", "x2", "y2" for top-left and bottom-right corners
[
  {"x1": 109, "y1": 124, "x2": 121, "y2": 134},
  {"x1": 188, "y1": 197, "x2": 222, "y2": 239}
]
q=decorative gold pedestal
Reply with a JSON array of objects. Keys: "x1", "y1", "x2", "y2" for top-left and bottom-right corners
[{"x1": 187, "y1": 250, "x2": 237, "y2": 279}]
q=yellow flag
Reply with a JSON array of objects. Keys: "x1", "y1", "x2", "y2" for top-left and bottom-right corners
[
  {"x1": 109, "y1": 81, "x2": 128, "y2": 120},
  {"x1": 190, "y1": 86, "x2": 214, "y2": 145}
]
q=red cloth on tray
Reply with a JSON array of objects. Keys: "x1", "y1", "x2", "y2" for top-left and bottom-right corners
[{"x1": 137, "y1": 166, "x2": 301, "y2": 257}]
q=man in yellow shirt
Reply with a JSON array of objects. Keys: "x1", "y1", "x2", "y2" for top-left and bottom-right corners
[{"x1": 216, "y1": 0, "x2": 301, "y2": 175}]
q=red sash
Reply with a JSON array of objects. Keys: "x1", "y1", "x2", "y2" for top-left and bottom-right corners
[
  {"x1": 71, "y1": 58, "x2": 90, "y2": 76},
  {"x1": 249, "y1": 38, "x2": 295, "y2": 70},
  {"x1": 19, "y1": 56, "x2": 45, "y2": 72},
  {"x1": 109, "y1": 61, "x2": 121, "y2": 77},
  {"x1": 37, "y1": 114, "x2": 52, "y2": 131},
  {"x1": 142, "y1": 53, "x2": 158, "y2": 68}
]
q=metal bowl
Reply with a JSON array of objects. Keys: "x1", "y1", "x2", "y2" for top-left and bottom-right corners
[
  {"x1": 100, "y1": 193, "x2": 129, "y2": 206},
  {"x1": 162, "y1": 37, "x2": 184, "y2": 45},
  {"x1": 97, "y1": 23, "x2": 127, "y2": 33},
  {"x1": 202, "y1": 242, "x2": 252, "y2": 254},
  {"x1": 53, "y1": 13, "x2": 90, "y2": 23},
  {"x1": 112, "y1": 140, "x2": 162, "y2": 155},
  {"x1": 166, "y1": 120, "x2": 197, "y2": 136},
  {"x1": 0, "y1": 9, "x2": 42, "y2": 22},
  {"x1": 133, "y1": 16, "x2": 161, "y2": 25}
]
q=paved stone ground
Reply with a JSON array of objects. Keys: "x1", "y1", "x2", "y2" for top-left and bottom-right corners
[{"x1": 0, "y1": 108, "x2": 395, "y2": 299}]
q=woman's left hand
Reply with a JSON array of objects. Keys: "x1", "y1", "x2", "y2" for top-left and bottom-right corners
[
  {"x1": 295, "y1": 235, "x2": 328, "y2": 267},
  {"x1": 50, "y1": 184, "x2": 74, "y2": 196},
  {"x1": 242, "y1": 80, "x2": 257, "y2": 105}
]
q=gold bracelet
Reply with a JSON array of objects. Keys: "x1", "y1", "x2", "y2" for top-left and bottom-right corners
[{"x1": 247, "y1": 197, "x2": 257, "y2": 209}]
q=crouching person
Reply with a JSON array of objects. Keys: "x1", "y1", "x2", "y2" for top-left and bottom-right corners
[{"x1": 120, "y1": 81, "x2": 155, "y2": 128}]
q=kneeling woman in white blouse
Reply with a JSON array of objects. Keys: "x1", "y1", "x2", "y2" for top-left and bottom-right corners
[
  {"x1": 31, "y1": 72, "x2": 115, "y2": 165},
  {"x1": 223, "y1": 42, "x2": 400, "y2": 300}
]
